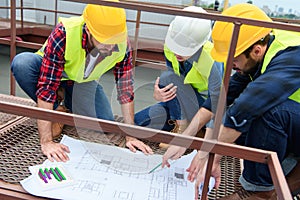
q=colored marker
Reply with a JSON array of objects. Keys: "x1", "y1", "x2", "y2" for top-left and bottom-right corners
[
  {"x1": 149, "y1": 162, "x2": 162, "y2": 174},
  {"x1": 44, "y1": 168, "x2": 52, "y2": 179},
  {"x1": 55, "y1": 167, "x2": 66, "y2": 180},
  {"x1": 39, "y1": 168, "x2": 47, "y2": 178},
  {"x1": 38, "y1": 171, "x2": 48, "y2": 183},
  {"x1": 54, "y1": 168, "x2": 63, "y2": 181},
  {"x1": 50, "y1": 167, "x2": 61, "y2": 182}
]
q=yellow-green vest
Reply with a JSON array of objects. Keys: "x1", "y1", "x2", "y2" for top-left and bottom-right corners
[
  {"x1": 164, "y1": 41, "x2": 215, "y2": 93},
  {"x1": 37, "y1": 16, "x2": 127, "y2": 83},
  {"x1": 261, "y1": 29, "x2": 300, "y2": 103}
]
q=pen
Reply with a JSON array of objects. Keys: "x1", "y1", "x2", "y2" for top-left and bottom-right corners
[{"x1": 149, "y1": 163, "x2": 162, "y2": 174}]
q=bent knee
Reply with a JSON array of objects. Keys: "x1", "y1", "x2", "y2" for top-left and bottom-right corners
[
  {"x1": 11, "y1": 52, "x2": 40, "y2": 74},
  {"x1": 159, "y1": 71, "x2": 182, "y2": 86}
]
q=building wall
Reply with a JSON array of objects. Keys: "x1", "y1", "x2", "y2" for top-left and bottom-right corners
[{"x1": 0, "y1": 0, "x2": 8, "y2": 18}]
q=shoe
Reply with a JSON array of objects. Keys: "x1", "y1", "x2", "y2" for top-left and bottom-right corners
[
  {"x1": 196, "y1": 127, "x2": 206, "y2": 138},
  {"x1": 286, "y1": 161, "x2": 300, "y2": 196},
  {"x1": 219, "y1": 187, "x2": 277, "y2": 200},
  {"x1": 52, "y1": 87, "x2": 67, "y2": 139},
  {"x1": 52, "y1": 121, "x2": 64, "y2": 139},
  {"x1": 159, "y1": 120, "x2": 188, "y2": 149},
  {"x1": 52, "y1": 105, "x2": 68, "y2": 139}
]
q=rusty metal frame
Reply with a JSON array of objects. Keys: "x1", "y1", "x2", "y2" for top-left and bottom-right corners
[{"x1": 2, "y1": 0, "x2": 300, "y2": 199}]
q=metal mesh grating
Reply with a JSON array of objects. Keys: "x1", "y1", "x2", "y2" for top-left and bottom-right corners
[
  {"x1": 0, "y1": 94, "x2": 36, "y2": 128},
  {"x1": 207, "y1": 156, "x2": 242, "y2": 199},
  {"x1": 0, "y1": 94, "x2": 36, "y2": 107},
  {"x1": 0, "y1": 118, "x2": 46, "y2": 183},
  {"x1": 0, "y1": 112, "x2": 19, "y2": 127}
]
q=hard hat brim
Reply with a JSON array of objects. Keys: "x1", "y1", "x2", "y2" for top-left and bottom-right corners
[{"x1": 91, "y1": 29, "x2": 127, "y2": 44}]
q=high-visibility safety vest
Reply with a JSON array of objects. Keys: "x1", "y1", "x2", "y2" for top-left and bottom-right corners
[
  {"x1": 261, "y1": 29, "x2": 300, "y2": 103},
  {"x1": 37, "y1": 16, "x2": 127, "y2": 83},
  {"x1": 164, "y1": 41, "x2": 214, "y2": 93}
]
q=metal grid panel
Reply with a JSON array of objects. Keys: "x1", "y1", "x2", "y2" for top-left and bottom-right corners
[
  {"x1": 0, "y1": 118, "x2": 45, "y2": 183},
  {"x1": 207, "y1": 156, "x2": 242, "y2": 199},
  {"x1": 0, "y1": 94, "x2": 35, "y2": 128},
  {"x1": 0, "y1": 94, "x2": 36, "y2": 106}
]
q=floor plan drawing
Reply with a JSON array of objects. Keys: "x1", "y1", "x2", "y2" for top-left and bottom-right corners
[
  {"x1": 72, "y1": 137, "x2": 163, "y2": 175},
  {"x1": 72, "y1": 180, "x2": 105, "y2": 196}
]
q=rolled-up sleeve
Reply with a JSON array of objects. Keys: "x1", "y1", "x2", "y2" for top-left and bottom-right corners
[{"x1": 36, "y1": 23, "x2": 65, "y2": 103}]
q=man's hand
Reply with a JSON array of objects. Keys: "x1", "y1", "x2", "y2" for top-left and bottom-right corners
[
  {"x1": 153, "y1": 77, "x2": 177, "y2": 102},
  {"x1": 125, "y1": 136, "x2": 153, "y2": 155},
  {"x1": 37, "y1": 99, "x2": 70, "y2": 162},
  {"x1": 162, "y1": 145, "x2": 187, "y2": 168},
  {"x1": 41, "y1": 141, "x2": 70, "y2": 162},
  {"x1": 186, "y1": 151, "x2": 221, "y2": 199}
]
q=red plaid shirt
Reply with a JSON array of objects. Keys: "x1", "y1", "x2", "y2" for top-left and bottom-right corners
[{"x1": 36, "y1": 23, "x2": 134, "y2": 104}]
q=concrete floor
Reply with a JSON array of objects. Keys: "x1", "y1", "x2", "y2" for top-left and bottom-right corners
[{"x1": 0, "y1": 44, "x2": 162, "y2": 115}]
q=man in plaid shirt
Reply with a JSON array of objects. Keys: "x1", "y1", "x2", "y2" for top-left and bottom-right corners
[{"x1": 11, "y1": 3, "x2": 153, "y2": 162}]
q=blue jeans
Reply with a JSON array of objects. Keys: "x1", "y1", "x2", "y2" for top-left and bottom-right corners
[
  {"x1": 11, "y1": 52, "x2": 114, "y2": 121},
  {"x1": 134, "y1": 70, "x2": 205, "y2": 131},
  {"x1": 236, "y1": 99, "x2": 300, "y2": 191}
]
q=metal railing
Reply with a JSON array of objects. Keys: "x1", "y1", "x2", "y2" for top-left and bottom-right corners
[{"x1": 1, "y1": 0, "x2": 300, "y2": 199}]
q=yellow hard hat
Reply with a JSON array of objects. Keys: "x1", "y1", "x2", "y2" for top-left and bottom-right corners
[
  {"x1": 211, "y1": 3, "x2": 272, "y2": 62},
  {"x1": 83, "y1": 2, "x2": 127, "y2": 44}
]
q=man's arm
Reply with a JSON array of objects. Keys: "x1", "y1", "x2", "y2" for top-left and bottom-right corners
[
  {"x1": 121, "y1": 101, "x2": 134, "y2": 125},
  {"x1": 162, "y1": 107, "x2": 213, "y2": 167},
  {"x1": 121, "y1": 102, "x2": 153, "y2": 154},
  {"x1": 36, "y1": 23, "x2": 68, "y2": 162},
  {"x1": 37, "y1": 99, "x2": 70, "y2": 162},
  {"x1": 114, "y1": 40, "x2": 153, "y2": 154}
]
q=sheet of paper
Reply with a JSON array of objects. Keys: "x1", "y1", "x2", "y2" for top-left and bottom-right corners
[{"x1": 21, "y1": 135, "x2": 198, "y2": 200}]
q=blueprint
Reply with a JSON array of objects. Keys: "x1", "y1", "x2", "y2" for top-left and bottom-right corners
[{"x1": 20, "y1": 135, "x2": 199, "y2": 200}]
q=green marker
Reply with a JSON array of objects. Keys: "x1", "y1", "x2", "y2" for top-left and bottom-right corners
[
  {"x1": 50, "y1": 167, "x2": 61, "y2": 181},
  {"x1": 55, "y1": 167, "x2": 66, "y2": 180},
  {"x1": 39, "y1": 168, "x2": 46, "y2": 178}
]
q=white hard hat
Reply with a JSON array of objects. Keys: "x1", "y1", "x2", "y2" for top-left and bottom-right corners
[{"x1": 165, "y1": 6, "x2": 212, "y2": 57}]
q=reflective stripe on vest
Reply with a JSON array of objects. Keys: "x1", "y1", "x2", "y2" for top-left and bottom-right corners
[
  {"x1": 261, "y1": 29, "x2": 300, "y2": 103},
  {"x1": 36, "y1": 16, "x2": 127, "y2": 83},
  {"x1": 164, "y1": 41, "x2": 214, "y2": 93}
]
